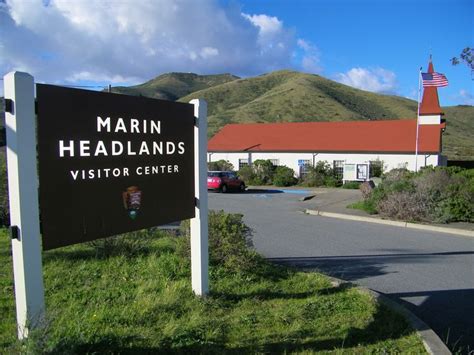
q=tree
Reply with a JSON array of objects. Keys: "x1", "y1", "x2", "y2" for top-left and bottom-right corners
[
  {"x1": 252, "y1": 159, "x2": 276, "y2": 185},
  {"x1": 451, "y1": 47, "x2": 473, "y2": 79},
  {"x1": 208, "y1": 159, "x2": 234, "y2": 171}
]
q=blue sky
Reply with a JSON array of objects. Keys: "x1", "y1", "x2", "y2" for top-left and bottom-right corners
[
  {"x1": 238, "y1": 0, "x2": 473, "y2": 106},
  {"x1": 1, "y1": 0, "x2": 472, "y2": 106}
]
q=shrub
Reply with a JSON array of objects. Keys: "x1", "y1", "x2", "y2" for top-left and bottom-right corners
[
  {"x1": 252, "y1": 159, "x2": 275, "y2": 185},
  {"x1": 433, "y1": 175, "x2": 473, "y2": 223},
  {"x1": 358, "y1": 166, "x2": 474, "y2": 223},
  {"x1": 300, "y1": 161, "x2": 338, "y2": 187},
  {"x1": 300, "y1": 169, "x2": 325, "y2": 187},
  {"x1": 273, "y1": 166, "x2": 297, "y2": 187},
  {"x1": 208, "y1": 159, "x2": 234, "y2": 172},
  {"x1": 237, "y1": 160, "x2": 278, "y2": 186},
  {"x1": 324, "y1": 176, "x2": 341, "y2": 187},
  {"x1": 180, "y1": 211, "x2": 260, "y2": 272},
  {"x1": 370, "y1": 159, "x2": 385, "y2": 178},
  {"x1": 377, "y1": 191, "x2": 429, "y2": 221},
  {"x1": 237, "y1": 165, "x2": 255, "y2": 185}
]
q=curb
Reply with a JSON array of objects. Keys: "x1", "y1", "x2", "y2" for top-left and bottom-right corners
[
  {"x1": 305, "y1": 210, "x2": 474, "y2": 238},
  {"x1": 327, "y1": 277, "x2": 451, "y2": 355}
]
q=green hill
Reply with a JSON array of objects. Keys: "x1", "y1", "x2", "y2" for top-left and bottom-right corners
[
  {"x1": 179, "y1": 70, "x2": 418, "y2": 135},
  {"x1": 442, "y1": 105, "x2": 474, "y2": 160},
  {"x1": 110, "y1": 72, "x2": 239, "y2": 101}
]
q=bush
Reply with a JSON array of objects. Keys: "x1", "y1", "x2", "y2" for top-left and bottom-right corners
[
  {"x1": 208, "y1": 159, "x2": 234, "y2": 172},
  {"x1": 300, "y1": 161, "x2": 338, "y2": 187},
  {"x1": 237, "y1": 160, "x2": 278, "y2": 186},
  {"x1": 180, "y1": 210, "x2": 260, "y2": 272},
  {"x1": 237, "y1": 165, "x2": 255, "y2": 184},
  {"x1": 377, "y1": 191, "x2": 429, "y2": 221},
  {"x1": 273, "y1": 166, "x2": 297, "y2": 187},
  {"x1": 370, "y1": 159, "x2": 384, "y2": 178},
  {"x1": 252, "y1": 159, "x2": 275, "y2": 185},
  {"x1": 358, "y1": 166, "x2": 474, "y2": 223},
  {"x1": 324, "y1": 176, "x2": 341, "y2": 187}
]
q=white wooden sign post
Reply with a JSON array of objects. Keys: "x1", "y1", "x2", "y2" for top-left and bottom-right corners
[
  {"x1": 190, "y1": 99, "x2": 209, "y2": 296},
  {"x1": 4, "y1": 71, "x2": 45, "y2": 339}
]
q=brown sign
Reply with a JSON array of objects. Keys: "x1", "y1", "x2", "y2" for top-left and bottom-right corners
[{"x1": 36, "y1": 84, "x2": 195, "y2": 250}]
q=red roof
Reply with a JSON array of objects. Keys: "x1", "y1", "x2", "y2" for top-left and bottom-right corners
[
  {"x1": 419, "y1": 60, "x2": 444, "y2": 115},
  {"x1": 208, "y1": 120, "x2": 444, "y2": 154}
]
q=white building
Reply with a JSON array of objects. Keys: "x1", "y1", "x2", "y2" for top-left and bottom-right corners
[{"x1": 208, "y1": 60, "x2": 447, "y2": 178}]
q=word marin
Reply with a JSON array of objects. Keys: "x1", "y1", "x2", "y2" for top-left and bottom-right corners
[{"x1": 59, "y1": 116, "x2": 185, "y2": 158}]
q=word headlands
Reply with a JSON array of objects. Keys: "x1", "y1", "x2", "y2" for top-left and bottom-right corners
[{"x1": 59, "y1": 140, "x2": 185, "y2": 158}]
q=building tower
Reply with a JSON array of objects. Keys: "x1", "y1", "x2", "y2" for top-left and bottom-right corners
[{"x1": 419, "y1": 58, "x2": 444, "y2": 125}]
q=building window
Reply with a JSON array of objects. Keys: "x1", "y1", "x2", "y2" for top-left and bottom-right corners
[
  {"x1": 239, "y1": 158, "x2": 249, "y2": 169},
  {"x1": 333, "y1": 160, "x2": 344, "y2": 179},
  {"x1": 369, "y1": 160, "x2": 383, "y2": 177},
  {"x1": 269, "y1": 159, "x2": 279, "y2": 166},
  {"x1": 298, "y1": 159, "x2": 311, "y2": 177}
]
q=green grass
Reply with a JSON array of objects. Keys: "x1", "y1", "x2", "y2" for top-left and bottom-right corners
[
  {"x1": 342, "y1": 182, "x2": 361, "y2": 189},
  {"x1": 0, "y1": 227, "x2": 426, "y2": 353},
  {"x1": 347, "y1": 200, "x2": 378, "y2": 215},
  {"x1": 442, "y1": 105, "x2": 474, "y2": 160}
]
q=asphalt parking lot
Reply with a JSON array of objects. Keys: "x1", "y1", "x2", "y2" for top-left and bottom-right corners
[{"x1": 208, "y1": 188, "x2": 474, "y2": 352}]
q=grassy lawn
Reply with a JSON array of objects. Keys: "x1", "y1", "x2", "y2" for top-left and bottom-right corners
[
  {"x1": 347, "y1": 201, "x2": 378, "y2": 215},
  {"x1": 0, "y1": 223, "x2": 426, "y2": 353}
]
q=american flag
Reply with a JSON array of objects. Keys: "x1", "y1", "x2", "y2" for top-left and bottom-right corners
[{"x1": 421, "y1": 72, "x2": 449, "y2": 87}]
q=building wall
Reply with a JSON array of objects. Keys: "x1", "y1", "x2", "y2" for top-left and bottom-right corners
[{"x1": 208, "y1": 151, "x2": 441, "y2": 177}]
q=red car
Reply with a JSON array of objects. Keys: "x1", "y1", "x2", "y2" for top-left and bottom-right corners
[{"x1": 207, "y1": 171, "x2": 246, "y2": 193}]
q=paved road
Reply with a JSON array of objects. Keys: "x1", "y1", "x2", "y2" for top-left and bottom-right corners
[{"x1": 209, "y1": 190, "x2": 474, "y2": 352}]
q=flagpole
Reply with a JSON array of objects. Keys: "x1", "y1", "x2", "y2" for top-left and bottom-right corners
[{"x1": 415, "y1": 67, "x2": 422, "y2": 172}]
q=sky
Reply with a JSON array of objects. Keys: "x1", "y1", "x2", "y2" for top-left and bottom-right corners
[{"x1": 0, "y1": 0, "x2": 472, "y2": 106}]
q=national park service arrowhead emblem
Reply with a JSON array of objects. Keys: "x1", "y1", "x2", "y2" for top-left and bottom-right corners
[{"x1": 122, "y1": 186, "x2": 142, "y2": 219}]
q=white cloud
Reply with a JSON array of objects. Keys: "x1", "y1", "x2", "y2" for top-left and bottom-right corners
[
  {"x1": 297, "y1": 39, "x2": 322, "y2": 74},
  {"x1": 242, "y1": 13, "x2": 283, "y2": 36},
  {"x1": 200, "y1": 47, "x2": 219, "y2": 59},
  {"x1": 335, "y1": 67, "x2": 398, "y2": 94},
  {"x1": 241, "y1": 12, "x2": 294, "y2": 70},
  {"x1": 0, "y1": 0, "x2": 299, "y2": 87},
  {"x1": 456, "y1": 89, "x2": 474, "y2": 105}
]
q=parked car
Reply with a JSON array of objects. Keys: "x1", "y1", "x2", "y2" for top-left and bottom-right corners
[{"x1": 207, "y1": 171, "x2": 246, "y2": 193}]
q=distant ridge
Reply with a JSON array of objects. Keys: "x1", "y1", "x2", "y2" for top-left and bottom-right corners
[{"x1": 110, "y1": 72, "x2": 239, "y2": 101}]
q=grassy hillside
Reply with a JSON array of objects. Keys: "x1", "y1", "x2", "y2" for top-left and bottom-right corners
[
  {"x1": 179, "y1": 70, "x2": 418, "y2": 136},
  {"x1": 111, "y1": 72, "x2": 239, "y2": 101},
  {"x1": 442, "y1": 105, "x2": 474, "y2": 160}
]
